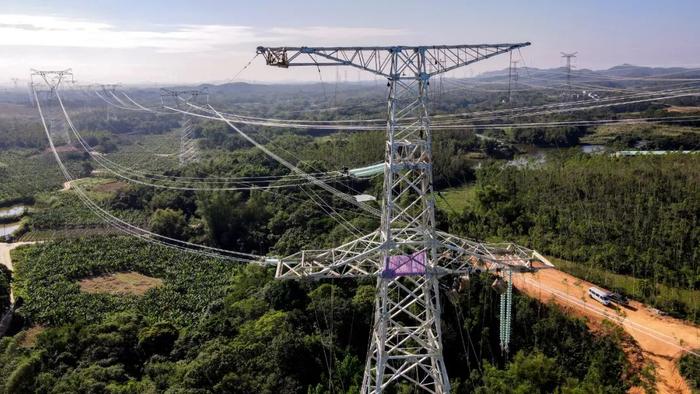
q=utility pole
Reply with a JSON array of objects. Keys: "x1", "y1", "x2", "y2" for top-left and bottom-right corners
[
  {"x1": 258, "y1": 43, "x2": 553, "y2": 393},
  {"x1": 160, "y1": 88, "x2": 208, "y2": 166},
  {"x1": 561, "y1": 52, "x2": 577, "y2": 99}
]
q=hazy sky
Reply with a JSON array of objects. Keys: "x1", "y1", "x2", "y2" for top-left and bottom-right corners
[{"x1": 1, "y1": 0, "x2": 699, "y2": 85}]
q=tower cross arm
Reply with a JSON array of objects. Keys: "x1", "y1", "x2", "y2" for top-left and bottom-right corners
[
  {"x1": 272, "y1": 230, "x2": 385, "y2": 279},
  {"x1": 256, "y1": 43, "x2": 530, "y2": 78},
  {"x1": 160, "y1": 87, "x2": 209, "y2": 107},
  {"x1": 434, "y1": 231, "x2": 554, "y2": 275},
  {"x1": 30, "y1": 69, "x2": 73, "y2": 90},
  {"x1": 271, "y1": 229, "x2": 554, "y2": 280}
]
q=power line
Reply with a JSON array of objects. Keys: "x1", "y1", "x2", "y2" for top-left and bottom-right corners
[{"x1": 30, "y1": 72, "x2": 271, "y2": 263}]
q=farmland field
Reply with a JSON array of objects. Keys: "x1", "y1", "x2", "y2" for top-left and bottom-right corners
[{"x1": 11, "y1": 236, "x2": 240, "y2": 326}]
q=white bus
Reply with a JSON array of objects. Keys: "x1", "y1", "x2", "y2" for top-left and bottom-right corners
[{"x1": 588, "y1": 287, "x2": 612, "y2": 306}]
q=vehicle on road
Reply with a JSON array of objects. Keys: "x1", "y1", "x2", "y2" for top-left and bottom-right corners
[
  {"x1": 608, "y1": 292, "x2": 629, "y2": 306},
  {"x1": 588, "y1": 287, "x2": 612, "y2": 306}
]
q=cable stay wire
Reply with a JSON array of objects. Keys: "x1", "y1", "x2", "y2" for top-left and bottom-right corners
[
  {"x1": 172, "y1": 94, "x2": 700, "y2": 132},
  {"x1": 204, "y1": 104, "x2": 382, "y2": 217},
  {"x1": 301, "y1": 186, "x2": 364, "y2": 238},
  {"x1": 76, "y1": 89, "x2": 371, "y2": 186},
  {"x1": 119, "y1": 90, "x2": 169, "y2": 114},
  {"x1": 79, "y1": 82, "x2": 699, "y2": 217},
  {"x1": 34, "y1": 84, "x2": 271, "y2": 263},
  {"x1": 96, "y1": 80, "x2": 700, "y2": 134},
  {"x1": 182, "y1": 84, "x2": 700, "y2": 128},
  {"x1": 94, "y1": 89, "x2": 144, "y2": 112},
  {"x1": 62, "y1": 86, "x2": 353, "y2": 192},
  {"x1": 74, "y1": 85, "x2": 382, "y2": 257},
  {"x1": 224, "y1": 53, "x2": 260, "y2": 84},
  {"x1": 108, "y1": 90, "x2": 134, "y2": 108},
  {"x1": 68, "y1": 105, "x2": 346, "y2": 188}
]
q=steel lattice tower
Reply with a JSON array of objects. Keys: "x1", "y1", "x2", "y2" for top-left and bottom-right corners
[
  {"x1": 31, "y1": 69, "x2": 74, "y2": 144},
  {"x1": 561, "y1": 52, "x2": 577, "y2": 98},
  {"x1": 160, "y1": 88, "x2": 208, "y2": 166},
  {"x1": 257, "y1": 43, "x2": 553, "y2": 393},
  {"x1": 508, "y1": 57, "x2": 519, "y2": 103}
]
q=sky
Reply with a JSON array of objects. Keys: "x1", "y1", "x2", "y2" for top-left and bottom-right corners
[{"x1": 1, "y1": 0, "x2": 699, "y2": 85}]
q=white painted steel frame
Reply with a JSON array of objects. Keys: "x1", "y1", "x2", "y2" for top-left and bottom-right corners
[{"x1": 259, "y1": 43, "x2": 536, "y2": 393}]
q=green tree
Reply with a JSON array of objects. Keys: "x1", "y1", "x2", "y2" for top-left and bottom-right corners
[
  {"x1": 149, "y1": 208, "x2": 187, "y2": 240},
  {"x1": 477, "y1": 351, "x2": 566, "y2": 394}
]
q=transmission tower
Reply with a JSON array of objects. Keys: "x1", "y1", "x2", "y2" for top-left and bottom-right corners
[
  {"x1": 27, "y1": 82, "x2": 35, "y2": 107},
  {"x1": 508, "y1": 57, "x2": 519, "y2": 103},
  {"x1": 258, "y1": 43, "x2": 553, "y2": 393},
  {"x1": 98, "y1": 84, "x2": 121, "y2": 122},
  {"x1": 30, "y1": 69, "x2": 74, "y2": 144},
  {"x1": 10, "y1": 78, "x2": 19, "y2": 89},
  {"x1": 160, "y1": 88, "x2": 208, "y2": 166},
  {"x1": 561, "y1": 52, "x2": 577, "y2": 98}
]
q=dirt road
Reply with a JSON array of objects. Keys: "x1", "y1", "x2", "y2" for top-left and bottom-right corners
[
  {"x1": 0, "y1": 242, "x2": 36, "y2": 302},
  {"x1": 513, "y1": 268, "x2": 699, "y2": 394},
  {"x1": 61, "y1": 177, "x2": 88, "y2": 191}
]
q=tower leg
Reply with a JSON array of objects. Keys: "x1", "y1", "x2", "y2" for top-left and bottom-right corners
[{"x1": 362, "y1": 274, "x2": 450, "y2": 393}]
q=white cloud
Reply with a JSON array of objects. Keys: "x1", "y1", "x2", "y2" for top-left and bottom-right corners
[
  {"x1": 0, "y1": 14, "x2": 265, "y2": 53},
  {"x1": 0, "y1": 14, "x2": 411, "y2": 83},
  {"x1": 0, "y1": 14, "x2": 406, "y2": 53}
]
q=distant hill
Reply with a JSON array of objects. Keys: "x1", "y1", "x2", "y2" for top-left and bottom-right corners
[{"x1": 476, "y1": 64, "x2": 700, "y2": 82}]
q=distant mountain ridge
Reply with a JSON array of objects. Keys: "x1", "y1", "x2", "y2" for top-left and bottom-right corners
[{"x1": 476, "y1": 64, "x2": 700, "y2": 81}]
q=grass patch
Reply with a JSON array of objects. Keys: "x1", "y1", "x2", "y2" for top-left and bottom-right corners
[
  {"x1": 79, "y1": 272, "x2": 163, "y2": 296},
  {"x1": 436, "y1": 183, "x2": 478, "y2": 213},
  {"x1": 667, "y1": 106, "x2": 700, "y2": 114},
  {"x1": 64, "y1": 177, "x2": 128, "y2": 201},
  {"x1": 16, "y1": 326, "x2": 45, "y2": 348}
]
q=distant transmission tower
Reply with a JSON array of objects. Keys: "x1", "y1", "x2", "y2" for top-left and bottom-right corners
[
  {"x1": 99, "y1": 84, "x2": 122, "y2": 122},
  {"x1": 508, "y1": 56, "x2": 519, "y2": 103},
  {"x1": 561, "y1": 52, "x2": 577, "y2": 99},
  {"x1": 30, "y1": 69, "x2": 74, "y2": 145},
  {"x1": 160, "y1": 88, "x2": 208, "y2": 166},
  {"x1": 10, "y1": 78, "x2": 19, "y2": 89},
  {"x1": 27, "y1": 82, "x2": 35, "y2": 107},
  {"x1": 258, "y1": 43, "x2": 553, "y2": 393}
]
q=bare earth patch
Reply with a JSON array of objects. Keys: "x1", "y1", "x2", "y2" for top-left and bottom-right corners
[
  {"x1": 666, "y1": 106, "x2": 700, "y2": 113},
  {"x1": 17, "y1": 326, "x2": 45, "y2": 348},
  {"x1": 92, "y1": 180, "x2": 129, "y2": 194},
  {"x1": 79, "y1": 272, "x2": 163, "y2": 296},
  {"x1": 42, "y1": 145, "x2": 79, "y2": 155}
]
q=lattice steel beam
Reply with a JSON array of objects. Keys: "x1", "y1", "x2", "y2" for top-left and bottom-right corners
[
  {"x1": 160, "y1": 88, "x2": 209, "y2": 166},
  {"x1": 257, "y1": 43, "x2": 530, "y2": 79},
  {"x1": 259, "y1": 42, "x2": 536, "y2": 394}
]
